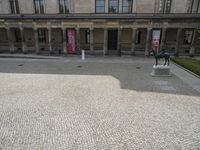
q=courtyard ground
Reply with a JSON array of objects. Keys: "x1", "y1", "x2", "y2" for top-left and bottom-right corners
[{"x1": 0, "y1": 56, "x2": 200, "y2": 149}]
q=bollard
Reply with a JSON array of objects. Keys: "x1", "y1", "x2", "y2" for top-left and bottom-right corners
[{"x1": 81, "y1": 50, "x2": 85, "y2": 60}]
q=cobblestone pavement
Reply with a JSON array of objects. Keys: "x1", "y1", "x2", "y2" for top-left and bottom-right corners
[{"x1": 0, "y1": 57, "x2": 200, "y2": 150}]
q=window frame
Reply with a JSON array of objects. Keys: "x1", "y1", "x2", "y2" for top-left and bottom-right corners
[
  {"x1": 108, "y1": 0, "x2": 119, "y2": 13},
  {"x1": 122, "y1": 0, "x2": 133, "y2": 13}
]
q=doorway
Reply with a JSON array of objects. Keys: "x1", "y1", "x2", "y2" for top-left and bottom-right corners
[{"x1": 108, "y1": 29, "x2": 118, "y2": 50}]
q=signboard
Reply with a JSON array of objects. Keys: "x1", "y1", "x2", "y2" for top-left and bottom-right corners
[
  {"x1": 152, "y1": 30, "x2": 161, "y2": 53},
  {"x1": 67, "y1": 29, "x2": 76, "y2": 54}
]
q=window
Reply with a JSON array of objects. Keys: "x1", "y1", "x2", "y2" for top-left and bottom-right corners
[
  {"x1": 85, "y1": 30, "x2": 90, "y2": 44},
  {"x1": 10, "y1": 0, "x2": 20, "y2": 14},
  {"x1": 136, "y1": 30, "x2": 141, "y2": 44},
  {"x1": 34, "y1": 0, "x2": 44, "y2": 14},
  {"x1": 159, "y1": 0, "x2": 171, "y2": 13},
  {"x1": 38, "y1": 29, "x2": 46, "y2": 43},
  {"x1": 109, "y1": 0, "x2": 119, "y2": 13},
  {"x1": 183, "y1": 30, "x2": 193, "y2": 44},
  {"x1": 122, "y1": 0, "x2": 132, "y2": 13},
  {"x1": 14, "y1": 29, "x2": 22, "y2": 42},
  {"x1": 198, "y1": 0, "x2": 200, "y2": 13},
  {"x1": 59, "y1": 0, "x2": 69, "y2": 14},
  {"x1": 165, "y1": 0, "x2": 172, "y2": 13},
  {"x1": 96, "y1": 0, "x2": 105, "y2": 13}
]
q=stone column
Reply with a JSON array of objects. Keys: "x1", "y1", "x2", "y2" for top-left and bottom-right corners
[
  {"x1": 48, "y1": 27, "x2": 52, "y2": 55},
  {"x1": 103, "y1": 28, "x2": 108, "y2": 56},
  {"x1": 160, "y1": 28, "x2": 167, "y2": 51},
  {"x1": 76, "y1": 27, "x2": 80, "y2": 54},
  {"x1": 190, "y1": 29, "x2": 197, "y2": 57},
  {"x1": 20, "y1": 27, "x2": 27, "y2": 54},
  {"x1": 6, "y1": 27, "x2": 14, "y2": 54},
  {"x1": 145, "y1": 28, "x2": 152, "y2": 56},
  {"x1": 90, "y1": 28, "x2": 94, "y2": 54},
  {"x1": 175, "y1": 28, "x2": 182, "y2": 57},
  {"x1": 131, "y1": 28, "x2": 137, "y2": 55},
  {"x1": 62, "y1": 27, "x2": 67, "y2": 55},
  {"x1": 34, "y1": 28, "x2": 39, "y2": 54},
  {"x1": 117, "y1": 28, "x2": 122, "y2": 56}
]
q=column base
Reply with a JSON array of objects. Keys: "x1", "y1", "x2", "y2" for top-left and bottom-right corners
[{"x1": 151, "y1": 65, "x2": 171, "y2": 77}]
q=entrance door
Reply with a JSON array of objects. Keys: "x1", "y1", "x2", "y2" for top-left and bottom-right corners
[
  {"x1": 108, "y1": 29, "x2": 118, "y2": 50},
  {"x1": 67, "y1": 29, "x2": 76, "y2": 54}
]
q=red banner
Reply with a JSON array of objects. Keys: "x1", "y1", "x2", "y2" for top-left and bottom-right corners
[{"x1": 67, "y1": 29, "x2": 76, "y2": 54}]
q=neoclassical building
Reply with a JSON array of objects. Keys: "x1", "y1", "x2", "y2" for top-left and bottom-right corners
[{"x1": 0, "y1": 0, "x2": 200, "y2": 56}]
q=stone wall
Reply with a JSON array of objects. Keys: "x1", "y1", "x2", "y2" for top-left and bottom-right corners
[
  {"x1": 0, "y1": 0, "x2": 9, "y2": 14},
  {"x1": 73, "y1": 0, "x2": 95, "y2": 13},
  {"x1": 171, "y1": 0, "x2": 188, "y2": 13},
  {"x1": 136, "y1": 0, "x2": 156, "y2": 13},
  {"x1": 19, "y1": 0, "x2": 35, "y2": 14},
  {"x1": 45, "y1": 0, "x2": 59, "y2": 14}
]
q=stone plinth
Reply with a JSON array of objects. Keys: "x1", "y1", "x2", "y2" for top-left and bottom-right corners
[{"x1": 151, "y1": 65, "x2": 171, "y2": 77}]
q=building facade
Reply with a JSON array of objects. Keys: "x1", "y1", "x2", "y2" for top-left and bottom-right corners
[{"x1": 0, "y1": 0, "x2": 200, "y2": 56}]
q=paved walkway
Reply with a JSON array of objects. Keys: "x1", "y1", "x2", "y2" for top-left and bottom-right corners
[{"x1": 0, "y1": 56, "x2": 199, "y2": 150}]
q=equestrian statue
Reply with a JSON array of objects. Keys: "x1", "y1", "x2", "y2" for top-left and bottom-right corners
[{"x1": 150, "y1": 49, "x2": 170, "y2": 66}]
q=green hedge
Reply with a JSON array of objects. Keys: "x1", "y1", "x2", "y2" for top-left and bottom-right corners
[{"x1": 171, "y1": 58, "x2": 200, "y2": 76}]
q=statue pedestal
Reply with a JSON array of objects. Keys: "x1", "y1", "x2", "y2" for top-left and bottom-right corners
[{"x1": 150, "y1": 65, "x2": 171, "y2": 77}]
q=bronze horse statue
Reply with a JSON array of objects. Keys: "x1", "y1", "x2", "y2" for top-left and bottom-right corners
[{"x1": 150, "y1": 49, "x2": 170, "y2": 66}]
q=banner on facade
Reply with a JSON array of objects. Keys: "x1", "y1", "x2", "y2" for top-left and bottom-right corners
[
  {"x1": 67, "y1": 29, "x2": 76, "y2": 54},
  {"x1": 152, "y1": 30, "x2": 161, "y2": 52}
]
